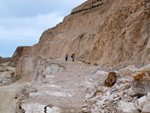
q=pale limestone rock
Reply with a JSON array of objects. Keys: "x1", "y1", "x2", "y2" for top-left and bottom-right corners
[
  {"x1": 118, "y1": 65, "x2": 138, "y2": 78},
  {"x1": 142, "y1": 104, "x2": 150, "y2": 113},
  {"x1": 137, "y1": 96, "x2": 147, "y2": 109},
  {"x1": 45, "y1": 64, "x2": 63, "y2": 76},
  {"x1": 119, "y1": 83, "x2": 131, "y2": 91},
  {"x1": 142, "y1": 93, "x2": 150, "y2": 113},
  {"x1": 33, "y1": 59, "x2": 64, "y2": 82},
  {"x1": 22, "y1": 103, "x2": 45, "y2": 113},
  {"x1": 139, "y1": 64, "x2": 150, "y2": 72},
  {"x1": 132, "y1": 81, "x2": 150, "y2": 95},
  {"x1": 118, "y1": 101, "x2": 140, "y2": 113},
  {"x1": 147, "y1": 93, "x2": 150, "y2": 98},
  {"x1": 128, "y1": 88, "x2": 137, "y2": 97},
  {"x1": 93, "y1": 70, "x2": 108, "y2": 86},
  {"x1": 47, "y1": 106, "x2": 61, "y2": 113}
]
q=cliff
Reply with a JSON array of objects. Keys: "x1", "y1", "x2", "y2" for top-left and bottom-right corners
[{"x1": 13, "y1": 0, "x2": 150, "y2": 69}]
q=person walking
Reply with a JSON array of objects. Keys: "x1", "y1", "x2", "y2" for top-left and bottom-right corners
[
  {"x1": 71, "y1": 53, "x2": 75, "y2": 62},
  {"x1": 65, "y1": 53, "x2": 68, "y2": 61}
]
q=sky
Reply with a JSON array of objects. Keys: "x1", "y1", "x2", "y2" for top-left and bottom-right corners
[{"x1": 0, "y1": 0, "x2": 87, "y2": 57}]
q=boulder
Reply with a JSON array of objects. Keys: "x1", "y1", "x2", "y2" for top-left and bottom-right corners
[
  {"x1": 134, "y1": 64, "x2": 150, "y2": 82},
  {"x1": 142, "y1": 93, "x2": 150, "y2": 113},
  {"x1": 142, "y1": 104, "x2": 150, "y2": 113},
  {"x1": 134, "y1": 71, "x2": 150, "y2": 82},
  {"x1": 118, "y1": 65, "x2": 138, "y2": 78},
  {"x1": 93, "y1": 70, "x2": 108, "y2": 86},
  {"x1": 137, "y1": 96, "x2": 147, "y2": 109},
  {"x1": 118, "y1": 101, "x2": 140, "y2": 113},
  {"x1": 104, "y1": 72, "x2": 119, "y2": 87},
  {"x1": 132, "y1": 81, "x2": 150, "y2": 96},
  {"x1": 132, "y1": 65, "x2": 150, "y2": 95}
]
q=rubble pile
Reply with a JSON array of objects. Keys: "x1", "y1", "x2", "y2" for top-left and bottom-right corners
[
  {"x1": 0, "y1": 62, "x2": 16, "y2": 86},
  {"x1": 83, "y1": 64, "x2": 150, "y2": 113}
]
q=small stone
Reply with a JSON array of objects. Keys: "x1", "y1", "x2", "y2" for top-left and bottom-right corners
[
  {"x1": 124, "y1": 94, "x2": 128, "y2": 98},
  {"x1": 82, "y1": 108, "x2": 87, "y2": 113}
]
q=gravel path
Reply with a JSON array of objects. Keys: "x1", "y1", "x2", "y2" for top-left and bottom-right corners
[{"x1": 0, "y1": 59, "x2": 99, "y2": 113}]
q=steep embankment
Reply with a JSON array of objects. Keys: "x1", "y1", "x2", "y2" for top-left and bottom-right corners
[{"x1": 12, "y1": 0, "x2": 150, "y2": 69}]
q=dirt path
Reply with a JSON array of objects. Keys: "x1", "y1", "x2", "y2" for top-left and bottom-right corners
[
  {"x1": 0, "y1": 62, "x2": 34, "y2": 113},
  {"x1": 0, "y1": 83, "x2": 22, "y2": 113},
  {"x1": 0, "y1": 59, "x2": 99, "y2": 113}
]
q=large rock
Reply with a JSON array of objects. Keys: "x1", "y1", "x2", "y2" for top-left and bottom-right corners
[
  {"x1": 132, "y1": 64, "x2": 150, "y2": 95},
  {"x1": 142, "y1": 93, "x2": 150, "y2": 113},
  {"x1": 118, "y1": 65, "x2": 138, "y2": 78},
  {"x1": 93, "y1": 70, "x2": 108, "y2": 86},
  {"x1": 118, "y1": 101, "x2": 140, "y2": 113},
  {"x1": 104, "y1": 72, "x2": 119, "y2": 87},
  {"x1": 137, "y1": 96, "x2": 147, "y2": 110},
  {"x1": 132, "y1": 81, "x2": 150, "y2": 95}
]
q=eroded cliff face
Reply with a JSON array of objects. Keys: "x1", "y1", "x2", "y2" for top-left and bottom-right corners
[{"x1": 14, "y1": 0, "x2": 150, "y2": 69}]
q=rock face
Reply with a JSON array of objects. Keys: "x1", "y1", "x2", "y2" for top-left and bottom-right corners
[
  {"x1": 10, "y1": 46, "x2": 30, "y2": 67},
  {"x1": 12, "y1": 0, "x2": 150, "y2": 69},
  {"x1": 0, "y1": 57, "x2": 11, "y2": 63}
]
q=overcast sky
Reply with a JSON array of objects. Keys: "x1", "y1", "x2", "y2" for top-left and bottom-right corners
[{"x1": 0, "y1": 0, "x2": 87, "y2": 57}]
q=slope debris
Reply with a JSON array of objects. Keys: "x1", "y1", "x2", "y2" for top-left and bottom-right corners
[{"x1": 83, "y1": 64, "x2": 150, "y2": 113}]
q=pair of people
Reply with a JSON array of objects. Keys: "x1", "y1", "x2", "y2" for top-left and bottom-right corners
[{"x1": 65, "y1": 53, "x2": 75, "y2": 62}]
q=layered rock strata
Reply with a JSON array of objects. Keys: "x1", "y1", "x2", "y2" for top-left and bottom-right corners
[{"x1": 12, "y1": 0, "x2": 150, "y2": 71}]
